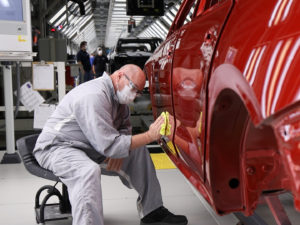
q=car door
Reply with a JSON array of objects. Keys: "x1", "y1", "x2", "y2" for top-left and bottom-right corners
[
  {"x1": 146, "y1": 18, "x2": 182, "y2": 157},
  {"x1": 171, "y1": 0, "x2": 234, "y2": 181},
  {"x1": 152, "y1": 34, "x2": 178, "y2": 118}
]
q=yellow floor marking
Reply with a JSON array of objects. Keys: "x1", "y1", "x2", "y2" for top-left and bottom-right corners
[{"x1": 150, "y1": 153, "x2": 176, "y2": 170}]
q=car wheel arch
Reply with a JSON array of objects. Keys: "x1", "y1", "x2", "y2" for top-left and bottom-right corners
[
  {"x1": 206, "y1": 64, "x2": 279, "y2": 214},
  {"x1": 208, "y1": 63, "x2": 262, "y2": 127},
  {"x1": 207, "y1": 86, "x2": 249, "y2": 213}
]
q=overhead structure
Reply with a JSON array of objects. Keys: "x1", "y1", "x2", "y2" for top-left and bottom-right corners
[
  {"x1": 44, "y1": 0, "x2": 185, "y2": 51},
  {"x1": 105, "y1": 0, "x2": 181, "y2": 48},
  {"x1": 135, "y1": 1, "x2": 182, "y2": 39},
  {"x1": 47, "y1": 1, "x2": 97, "y2": 51},
  {"x1": 94, "y1": 0, "x2": 110, "y2": 46},
  {"x1": 105, "y1": 0, "x2": 144, "y2": 48}
]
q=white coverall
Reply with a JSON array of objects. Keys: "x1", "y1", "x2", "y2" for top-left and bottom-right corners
[{"x1": 33, "y1": 72, "x2": 163, "y2": 225}]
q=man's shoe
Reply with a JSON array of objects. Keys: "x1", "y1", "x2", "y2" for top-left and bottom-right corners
[{"x1": 140, "y1": 206, "x2": 188, "y2": 225}]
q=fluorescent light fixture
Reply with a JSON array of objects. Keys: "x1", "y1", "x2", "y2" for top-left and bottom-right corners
[
  {"x1": 112, "y1": 12, "x2": 126, "y2": 15},
  {"x1": 0, "y1": 0, "x2": 10, "y2": 7},
  {"x1": 112, "y1": 7, "x2": 125, "y2": 11},
  {"x1": 161, "y1": 16, "x2": 172, "y2": 26},
  {"x1": 114, "y1": 3, "x2": 126, "y2": 7},
  {"x1": 151, "y1": 23, "x2": 166, "y2": 38},
  {"x1": 49, "y1": 6, "x2": 66, "y2": 24},
  {"x1": 166, "y1": 12, "x2": 175, "y2": 20},
  {"x1": 146, "y1": 27, "x2": 156, "y2": 37},
  {"x1": 156, "y1": 20, "x2": 169, "y2": 33},
  {"x1": 170, "y1": 8, "x2": 177, "y2": 16},
  {"x1": 54, "y1": 15, "x2": 67, "y2": 27},
  {"x1": 65, "y1": 15, "x2": 92, "y2": 37}
]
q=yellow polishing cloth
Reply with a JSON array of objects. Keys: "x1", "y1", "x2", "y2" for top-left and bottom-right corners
[{"x1": 160, "y1": 111, "x2": 171, "y2": 136}]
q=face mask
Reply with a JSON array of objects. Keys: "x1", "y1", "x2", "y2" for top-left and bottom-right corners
[
  {"x1": 98, "y1": 50, "x2": 103, "y2": 55},
  {"x1": 117, "y1": 83, "x2": 136, "y2": 104}
]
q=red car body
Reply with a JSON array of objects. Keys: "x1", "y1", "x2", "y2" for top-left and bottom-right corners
[{"x1": 144, "y1": 0, "x2": 300, "y2": 216}]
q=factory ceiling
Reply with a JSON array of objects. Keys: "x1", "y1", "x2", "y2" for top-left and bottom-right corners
[{"x1": 33, "y1": 0, "x2": 184, "y2": 53}]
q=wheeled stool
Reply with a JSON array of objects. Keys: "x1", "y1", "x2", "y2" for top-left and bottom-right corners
[{"x1": 17, "y1": 134, "x2": 72, "y2": 224}]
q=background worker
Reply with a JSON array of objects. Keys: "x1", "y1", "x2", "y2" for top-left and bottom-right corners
[
  {"x1": 33, "y1": 64, "x2": 188, "y2": 225},
  {"x1": 76, "y1": 41, "x2": 93, "y2": 82},
  {"x1": 93, "y1": 46, "x2": 108, "y2": 78},
  {"x1": 90, "y1": 52, "x2": 95, "y2": 67}
]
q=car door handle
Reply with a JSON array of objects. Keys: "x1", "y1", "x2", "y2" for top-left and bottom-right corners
[
  {"x1": 167, "y1": 49, "x2": 172, "y2": 58},
  {"x1": 205, "y1": 33, "x2": 211, "y2": 40},
  {"x1": 204, "y1": 33, "x2": 212, "y2": 44}
]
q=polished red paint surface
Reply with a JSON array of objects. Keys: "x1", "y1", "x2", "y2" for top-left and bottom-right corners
[{"x1": 145, "y1": 0, "x2": 300, "y2": 216}]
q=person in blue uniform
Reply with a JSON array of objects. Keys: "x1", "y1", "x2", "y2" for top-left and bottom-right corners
[{"x1": 76, "y1": 41, "x2": 93, "y2": 82}]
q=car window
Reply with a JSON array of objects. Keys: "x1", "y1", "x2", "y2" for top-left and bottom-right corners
[
  {"x1": 196, "y1": 0, "x2": 223, "y2": 16},
  {"x1": 117, "y1": 39, "x2": 162, "y2": 53},
  {"x1": 119, "y1": 43, "x2": 151, "y2": 52},
  {"x1": 171, "y1": 0, "x2": 199, "y2": 31},
  {"x1": 208, "y1": 0, "x2": 219, "y2": 8},
  {"x1": 183, "y1": 0, "x2": 200, "y2": 25}
]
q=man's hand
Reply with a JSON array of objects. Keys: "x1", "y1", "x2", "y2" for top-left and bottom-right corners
[
  {"x1": 104, "y1": 158, "x2": 124, "y2": 171},
  {"x1": 147, "y1": 115, "x2": 165, "y2": 142}
]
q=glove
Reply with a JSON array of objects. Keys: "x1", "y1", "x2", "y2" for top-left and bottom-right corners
[{"x1": 160, "y1": 111, "x2": 171, "y2": 136}]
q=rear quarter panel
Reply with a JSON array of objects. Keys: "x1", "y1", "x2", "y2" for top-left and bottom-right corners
[
  {"x1": 212, "y1": 0, "x2": 300, "y2": 119},
  {"x1": 209, "y1": 0, "x2": 300, "y2": 214}
]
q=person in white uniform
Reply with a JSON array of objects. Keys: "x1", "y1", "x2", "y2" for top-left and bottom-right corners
[{"x1": 33, "y1": 64, "x2": 188, "y2": 225}]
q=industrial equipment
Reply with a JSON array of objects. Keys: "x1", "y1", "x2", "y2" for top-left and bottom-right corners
[
  {"x1": 126, "y1": 0, "x2": 164, "y2": 16},
  {"x1": 0, "y1": 0, "x2": 34, "y2": 163},
  {"x1": 0, "y1": 0, "x2": 34, "y2": 61}
]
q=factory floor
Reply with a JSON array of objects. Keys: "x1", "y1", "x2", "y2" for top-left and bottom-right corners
[{"x1": 1, "y1": 151, "x2": 300, "y2": 225}]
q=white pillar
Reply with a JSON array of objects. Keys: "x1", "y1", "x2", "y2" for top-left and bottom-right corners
[
  {"x1": 56, "y1": 62, "x2": 66, "y2": 102},
  {"x1": 3, "y1": 65, "x2": 15, "y2": 154}
]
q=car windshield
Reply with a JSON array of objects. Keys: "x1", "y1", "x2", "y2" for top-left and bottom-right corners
[
  {"x1": 119, "y1": 43, "x2": 151, "y2": 52},
  {"x1": 116, "y1": 39, "x2": 161, "y2": 53}
]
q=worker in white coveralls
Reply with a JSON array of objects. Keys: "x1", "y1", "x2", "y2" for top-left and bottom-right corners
[{"x1": 33, "y1": 64, "x2": 188, "y2": 225}]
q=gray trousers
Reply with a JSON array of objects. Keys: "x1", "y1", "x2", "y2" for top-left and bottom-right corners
[{"x1": 34, "y1": 146, "x2": 163, "y2": 225}]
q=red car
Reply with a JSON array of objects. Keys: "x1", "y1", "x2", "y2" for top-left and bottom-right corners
[{"x1": 144, "y1": 0, "x2": 300, "y2": 218}]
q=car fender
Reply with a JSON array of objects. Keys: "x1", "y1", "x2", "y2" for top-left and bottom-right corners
[{"x1": 208, "y1": 63, "x2": 262, "y2": 126}]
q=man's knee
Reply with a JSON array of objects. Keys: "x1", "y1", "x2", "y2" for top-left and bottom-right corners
[{"x1": 81, "y1": 162, "x2": 101, "y2": 180}]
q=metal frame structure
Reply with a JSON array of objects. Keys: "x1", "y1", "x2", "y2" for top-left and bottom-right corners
[
  {"x1": 42, "y1": 0, "x2": 186, "y2": 51},
  {"x1": 0, "y1": 62, "x2": 66, "y2": 164}
]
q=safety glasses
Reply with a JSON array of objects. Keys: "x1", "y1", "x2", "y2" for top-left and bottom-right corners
[{"x1": 123, "y1": 73, "x2": 143, "y2": 96}]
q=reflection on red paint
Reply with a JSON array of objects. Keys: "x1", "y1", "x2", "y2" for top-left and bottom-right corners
[{"x1": 144, "y1": 0, "x2": 300, "y2": 217}]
